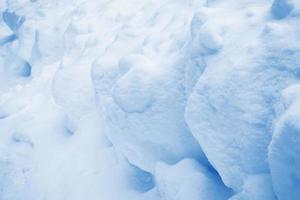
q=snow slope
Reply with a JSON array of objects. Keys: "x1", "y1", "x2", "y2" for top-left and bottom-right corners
[{"x1": 0, "y1": 0, "x2": 300, "y2": 199}]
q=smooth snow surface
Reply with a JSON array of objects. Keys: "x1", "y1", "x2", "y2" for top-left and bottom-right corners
[{"x1": 0, "y1": 0, "x2": 300, "y2": 200}]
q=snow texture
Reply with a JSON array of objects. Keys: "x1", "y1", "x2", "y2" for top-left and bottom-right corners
[{"x1": 0, "y1": 0, "x2": 300, "y2": 199}]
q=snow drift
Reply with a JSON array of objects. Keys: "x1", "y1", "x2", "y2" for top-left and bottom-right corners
[{"x1": 0, "y1": 0, "x2": 300, "y2": 199}]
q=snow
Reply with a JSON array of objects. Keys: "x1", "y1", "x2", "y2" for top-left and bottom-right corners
[
  {"x1": 1, "y1": 0, "x2": 300, "y2": 199},
  {"x1": 91, "y1": 0, "x2": 209, "y2": 173},
  {"x1": 155, "y1": 159, "x2": 232, "y2": 200},
  {"x1": 271, "y1": 0, "x2": 294, "y2": 19},
  {"x1": 229, "y1": 174, "x2": 276, "y2": 200},
  {"x1": 269, "y1": 85, "x2": 300, "y2": 200}
]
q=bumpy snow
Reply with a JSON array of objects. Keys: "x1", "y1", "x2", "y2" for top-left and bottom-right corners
[{"x1": 0, "y1": 0, "x2": 300, "y2": 200}]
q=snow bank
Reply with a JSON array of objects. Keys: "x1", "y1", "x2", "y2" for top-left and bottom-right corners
[
  {"x1": 91, "y1": 0, "x2": 209, "y2": 173},
  {"x1": 1, "y1": 0, "x2": 300, "y2": 199}
]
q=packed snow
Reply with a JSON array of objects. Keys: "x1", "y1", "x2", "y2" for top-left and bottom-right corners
[{"x1": 0, "y1": 0, "x2": 300, "y2": 199}]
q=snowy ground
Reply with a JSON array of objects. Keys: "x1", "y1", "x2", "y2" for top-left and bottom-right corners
[{"x1": 0, "y1": 0, "x2": 300, "y2": 199}]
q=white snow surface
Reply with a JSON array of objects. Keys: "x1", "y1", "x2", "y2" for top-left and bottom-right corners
[{"x1": 0, "y1": 0, "x2": 300, "y2": 199}]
